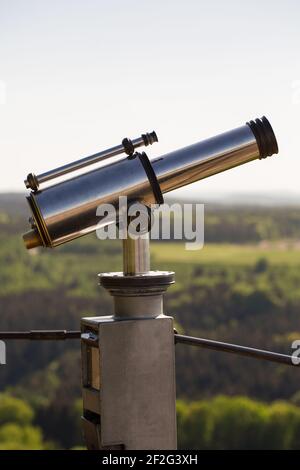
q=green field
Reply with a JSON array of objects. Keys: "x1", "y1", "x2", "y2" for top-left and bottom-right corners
[{"x1": 151, "y1": 242, "x2": 300, "y2": 266}]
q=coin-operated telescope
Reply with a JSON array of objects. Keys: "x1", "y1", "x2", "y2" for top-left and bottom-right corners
[
  {"x1": 23, "y1": 117, "x2": 278, "y2": 250},
  {"x1": 22, "y1": 116, "x2": 278, "y2": 450}
]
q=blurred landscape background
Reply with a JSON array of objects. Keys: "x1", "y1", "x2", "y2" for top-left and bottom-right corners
[
  {"x1": 1, "y1": 0, "x2": 300, "y2": 452},
  {"x1": 1, "y1": 192, "x2": 300, "y2": 449}
]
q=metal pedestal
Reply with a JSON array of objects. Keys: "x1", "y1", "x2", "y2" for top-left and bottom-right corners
[{"x1": 81, "y1": 234, "x2": 177, "y2": 450}]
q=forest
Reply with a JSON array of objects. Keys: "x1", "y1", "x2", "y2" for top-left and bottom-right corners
[{"x1": 0, "y1": 193, "x2": 300, "y2": 449}]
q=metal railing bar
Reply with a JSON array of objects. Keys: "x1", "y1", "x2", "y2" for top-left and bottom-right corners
[{"x1": 175, "y1": 334, "x2": 299, "y2": 367}]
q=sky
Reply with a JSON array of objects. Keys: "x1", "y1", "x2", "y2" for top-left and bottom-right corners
[{"x1": 0, "y1": 0, "x2": 299, "y2": 200}]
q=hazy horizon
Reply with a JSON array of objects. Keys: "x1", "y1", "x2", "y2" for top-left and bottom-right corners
[{"x1": 1, "y1": 189, "x2": 300, "y2": 208}]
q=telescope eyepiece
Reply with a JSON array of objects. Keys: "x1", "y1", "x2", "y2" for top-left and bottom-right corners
[
  {"x1": 142, "y1": 131, "x2": 158, "y2": 146},
  {"x1": 122, "y1": 131, "x2": 158, "y2": 156},
  {"x1": 246, "y1": 116, "x2": 278, "y2": 158}
]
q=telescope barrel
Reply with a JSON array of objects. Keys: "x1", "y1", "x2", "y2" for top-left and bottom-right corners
[
  {"x1": 24, "y1": 152, "x2": 161, "y2": 248},
  {"x1": 152, "y1": 117, "x2": 278, "y2": 194},
  {"x1": 23, "y1": 116, "x2": 278, "y2": 250}
]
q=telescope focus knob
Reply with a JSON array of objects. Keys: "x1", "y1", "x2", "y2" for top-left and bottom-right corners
[{"x1": 142, "y1": 131, "x2": 158, "y2": 146}]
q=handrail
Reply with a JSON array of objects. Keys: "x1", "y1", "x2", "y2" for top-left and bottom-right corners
[
  {"x1": 0, "y1": 329, "x2": 298, "y2": 367},
  {"x1": 175, "y1": 334, "x2": 299, "y2": 367}
]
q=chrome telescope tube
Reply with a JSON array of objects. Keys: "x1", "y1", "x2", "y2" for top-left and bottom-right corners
[
  {"x1": 23, "y1": 116, "x2": 278, "y2": 250},
  {"x1": 23, "y1": 152, "x2": 162, "y2": 249},
  {"x1": 152, "y1": 117, "x2": 278, "y2": 194}
]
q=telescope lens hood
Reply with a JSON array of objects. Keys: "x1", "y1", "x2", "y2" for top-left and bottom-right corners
[{"x1": 246, "y1": 116, "x2": 278, "y2": 158}]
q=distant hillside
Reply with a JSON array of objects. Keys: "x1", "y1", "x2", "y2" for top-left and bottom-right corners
[
  {"x1": 0, "y1": 192, "x2": 29, "y2": 217},
  {"x1": 1, "y1": 191, "x2": 300, "y2": 449},
  {"x1": 1, "y1": 192, "x2": 300, "y2": 244},
  {"x1": 165, "y1": 192, "x2": 300, "y2": 207},
  {"x1": 2, "y1": 191, "x2": 300, "y2": 214}
]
